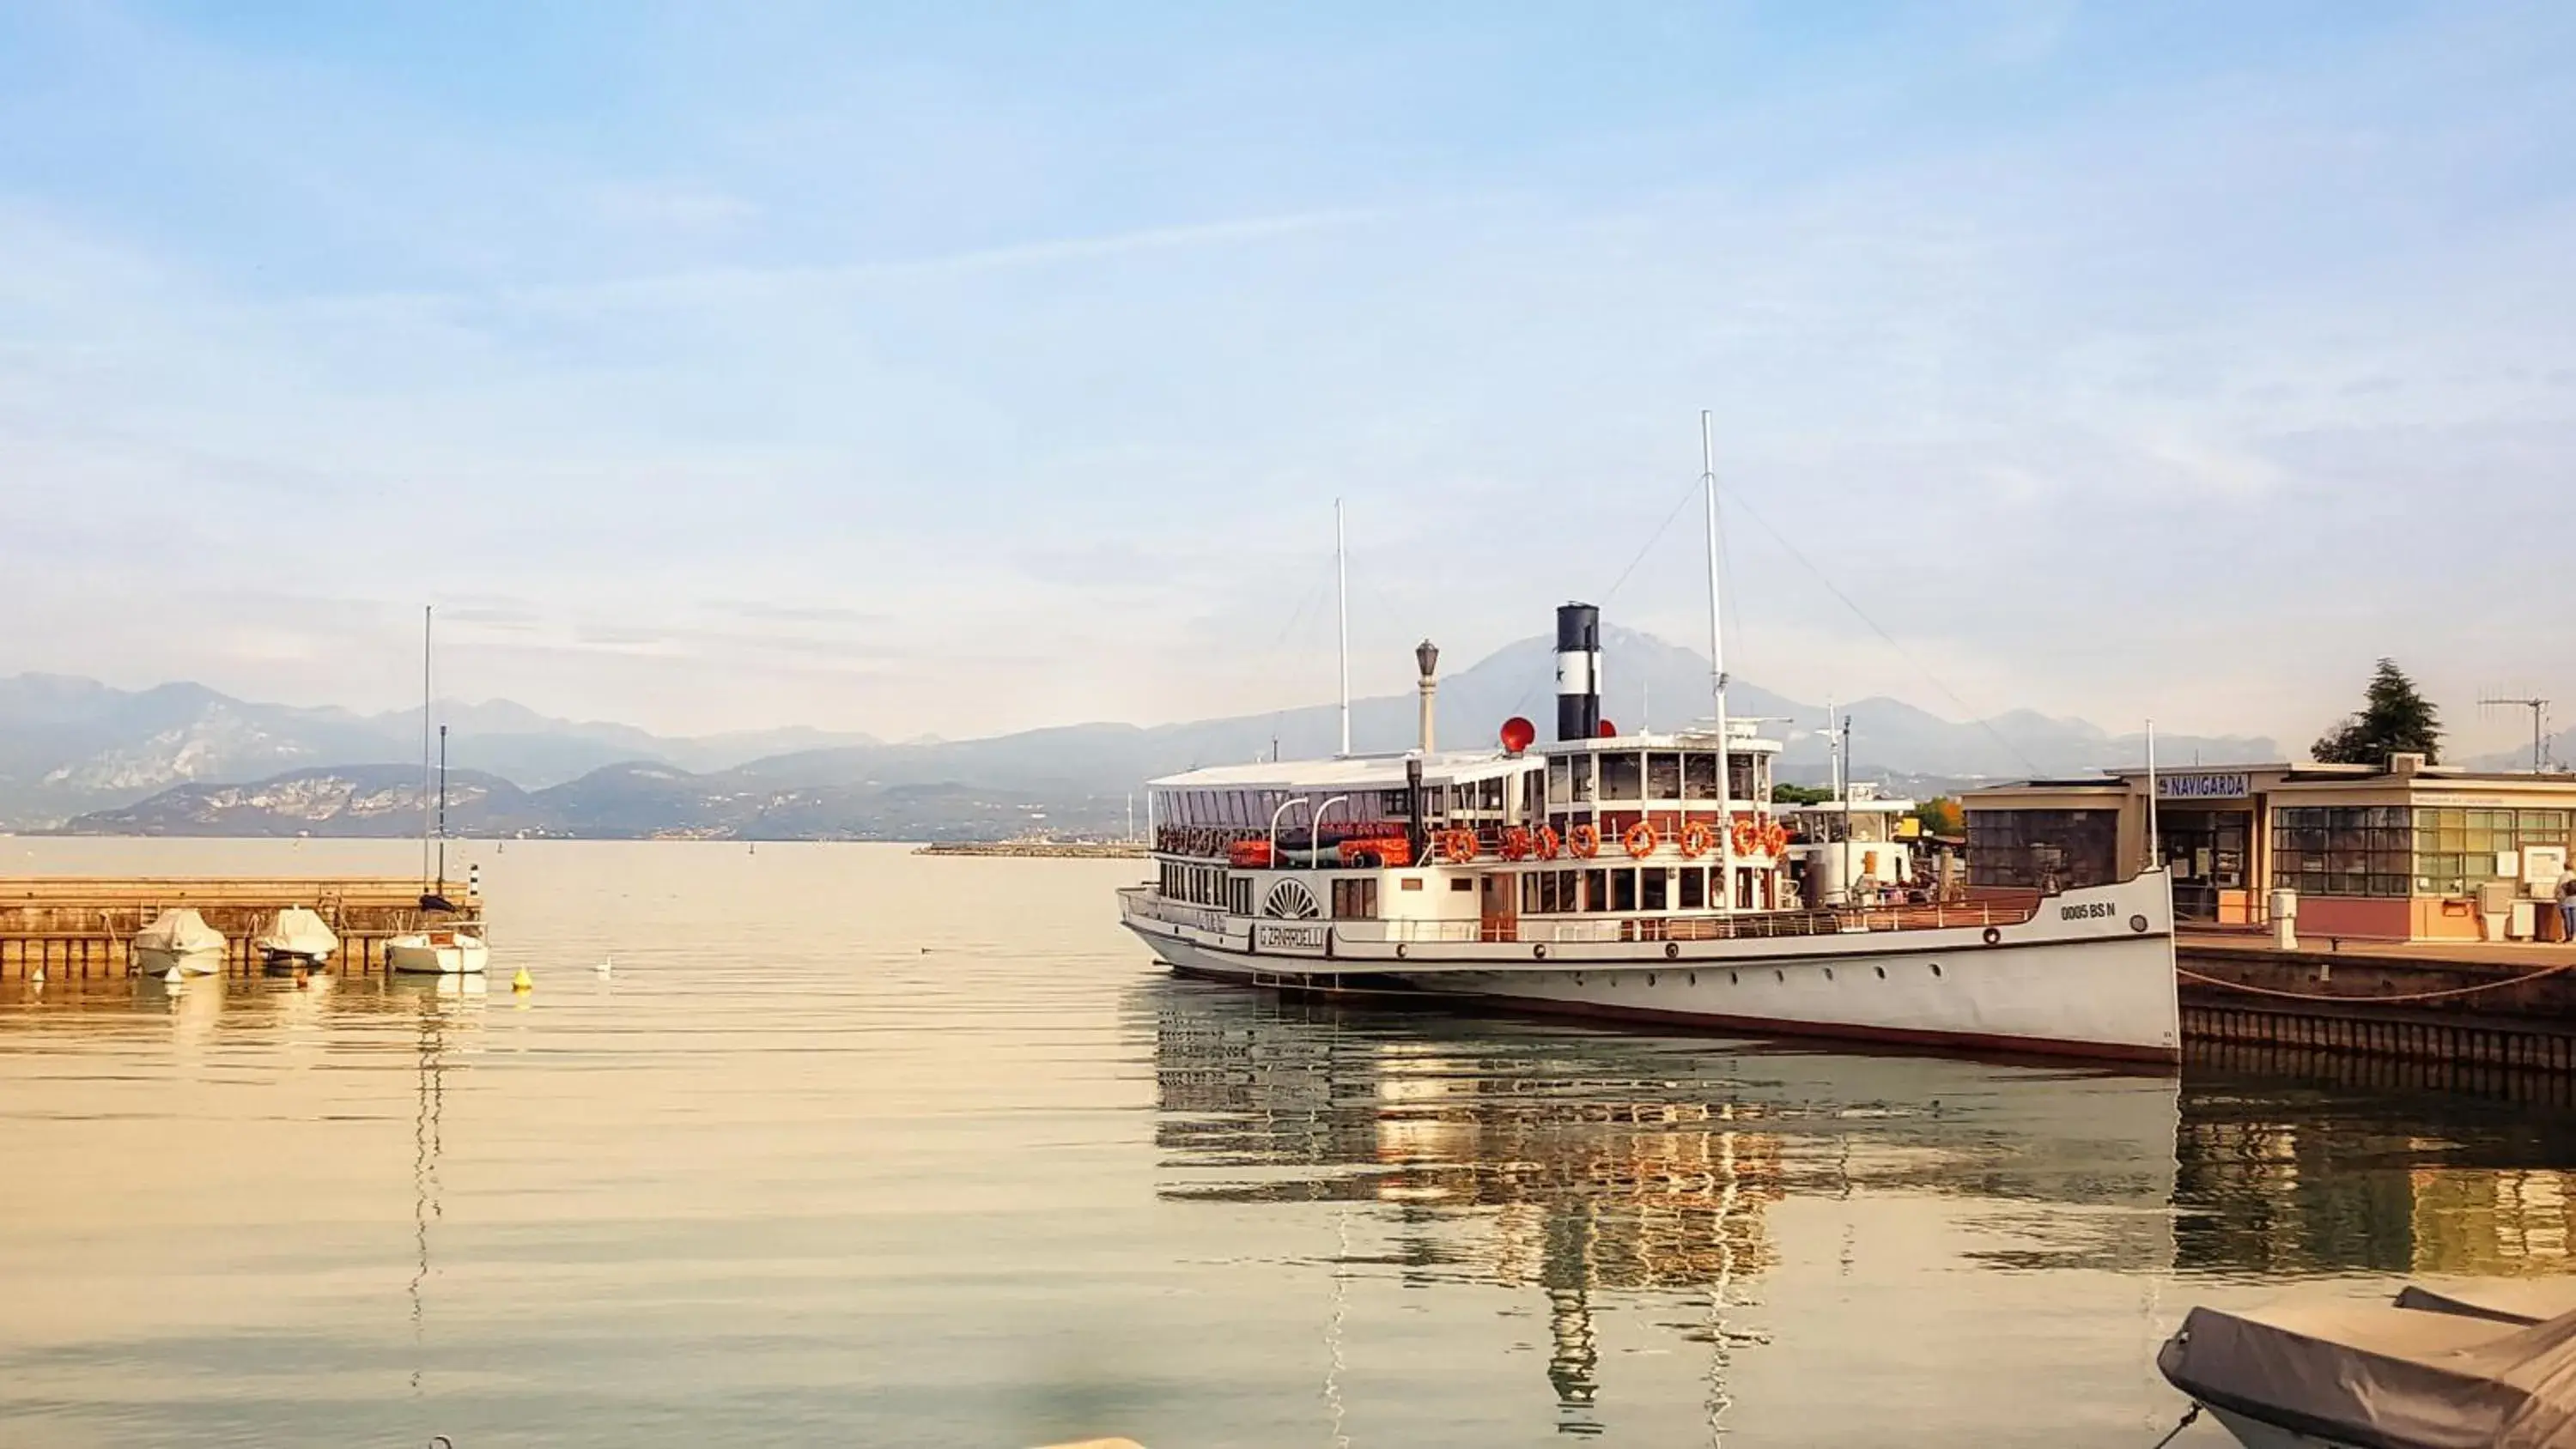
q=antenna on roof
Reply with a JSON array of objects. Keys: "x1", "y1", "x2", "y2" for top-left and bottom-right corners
[{"x1": 2480, "y1": 694, "x2": 2552, "y2": 772}]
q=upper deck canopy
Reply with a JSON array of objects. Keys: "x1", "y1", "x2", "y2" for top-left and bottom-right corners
[
  {"x1": 1147, "y1": 750, "x2": 1529, "y2": 794},
  {"x1": 1149, "y1": 724, "x2": 1785, "y2": 795}
]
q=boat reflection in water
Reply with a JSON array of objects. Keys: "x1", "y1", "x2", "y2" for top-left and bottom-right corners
[{"x1": 1145, "y1": 979, "x2": 2185, "y2": 1443}]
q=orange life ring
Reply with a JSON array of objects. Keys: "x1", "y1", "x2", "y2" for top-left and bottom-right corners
[
  {"x1": 1730, "y1": 818, "x2": 1759, "y2": 856},
  {"x1": 1764, "y1": 822, "x2": 1789, "y2": 856},
  {"x1": 1679, "y1": 822, "x2": 1716, "y2": 858},
  {"x1": 1623, "y1": 821, "x2": 1657, "y2": 858},
  {"x1": 1568, "y1": 822, "x2": 1601, "y2": 859},
  {"x1": 1441, "y1": 828, "x2": 1479, "y2": 864},
  {"x1": 1538, "y1": 826, "x2": 1563, "y2": 860},
  {"x1": 1502, "y1": 827, "x2": 1534, "y2": 861}
]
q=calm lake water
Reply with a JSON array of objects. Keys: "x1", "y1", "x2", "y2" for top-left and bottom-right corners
[{"x1": 3, "y1": 840, "x2": 2573, "y2": 1448}]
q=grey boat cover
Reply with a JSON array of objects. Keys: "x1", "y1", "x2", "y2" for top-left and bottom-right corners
[
  {"x1": 2398, "y1": 1283, "x2": 2576, "y2": 1329},
  {"x1": 134, "y1": 908, "x2": 223, "y2": 954},
  {"x1": 2160, "y1": 1300, "x2": 2576, "y2": 1449}
]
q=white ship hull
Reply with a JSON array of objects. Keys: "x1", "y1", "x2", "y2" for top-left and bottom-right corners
[
  {"x1": 1121, "y1": 872, "x2": 2179, "y2": 1064},
  {"x1": 386, "y1": 932, "x2": 489, "y2": 976}
]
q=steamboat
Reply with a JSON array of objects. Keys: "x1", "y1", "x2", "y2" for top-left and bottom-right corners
[{"x1": 1116, "y1": 423, "x2": 2179, "y2": 1064}]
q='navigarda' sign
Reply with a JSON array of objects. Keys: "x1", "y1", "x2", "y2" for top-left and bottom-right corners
[{"x1": 2158, "y1": 772, "x2": 2251, "y2": 800}]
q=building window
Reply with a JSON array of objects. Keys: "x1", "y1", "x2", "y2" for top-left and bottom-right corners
[
  {"x1": 2408, "y1": 808, "x2": 2573, "y2": 897},
  {"x1": 1965, "y1": 809, "x2": 2119, "y2": 891},
  {"x1": 2270, "y1": 806, "x2": 2411, "y2": 898}
]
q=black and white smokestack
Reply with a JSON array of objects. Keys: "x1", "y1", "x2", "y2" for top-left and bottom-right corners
[{"x1": 1554, "y1": 603, "x2": 1601, "y2": 743}]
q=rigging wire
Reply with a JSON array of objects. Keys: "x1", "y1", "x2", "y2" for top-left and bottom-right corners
[
  {"x1": 1712, "y1": 479, "x2": 2043, "y2": 779},
  {"x1": 1257, "y1": 575, "x2": 1331, "y2": 762},
  {"x1": 1501, "y1": 474, "x2": 1708, "y2": 727}
]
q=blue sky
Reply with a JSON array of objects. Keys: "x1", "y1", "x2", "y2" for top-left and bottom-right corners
[{"x1": 3, "y1": 2, "x2": 2571, "y2": 750}]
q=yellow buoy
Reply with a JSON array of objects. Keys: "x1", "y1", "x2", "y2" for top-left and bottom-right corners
[{"x1": 513, "y1": 967, "x2": 533, "y2": 992}]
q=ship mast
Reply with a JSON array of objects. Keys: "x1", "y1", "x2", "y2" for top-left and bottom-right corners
[
  {"x1": 1702, "y1": 412, "x2": 1734, "y2": 906},
  {"x1": 420, "y1": 604, "x2": 433, "y2": 890},
  {"x1": 1335, "y1": 497, "x2": 1351, "y2": 758}
]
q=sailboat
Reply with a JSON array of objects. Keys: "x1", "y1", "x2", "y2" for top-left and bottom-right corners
[{"x1": 387, "y1": 606, "x2": 490, "y2": 977}]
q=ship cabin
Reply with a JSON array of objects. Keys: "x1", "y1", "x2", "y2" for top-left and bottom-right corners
[
  {"x1": 1777, "y1": 787, "x2": 1925, "y2": 906},
  {"x1": 1145, "y1": 725, "x2": 1794, "y2": 943}
]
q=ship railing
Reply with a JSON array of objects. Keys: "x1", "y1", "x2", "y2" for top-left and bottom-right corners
[
  {"x1": 1119, "y1": 890, "x2": 1233, "y2": 935},
  {"x1": 1358, "y1": 896, "x2": 2041, "y2": 947}
]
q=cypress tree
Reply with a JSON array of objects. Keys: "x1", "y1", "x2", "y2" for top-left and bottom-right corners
[{"x1": 2312, "y1": 659, "x2": 2443, "y2": 765}]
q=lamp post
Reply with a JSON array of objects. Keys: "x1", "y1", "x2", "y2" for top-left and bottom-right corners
[{"x1": 1416, "y1": 639, "x2": 1440, "y2": 754}]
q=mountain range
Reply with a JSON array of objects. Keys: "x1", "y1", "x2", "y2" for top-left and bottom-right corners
[{"x1": 18, "y1": 629, "x2": 2281, "y2": 839}]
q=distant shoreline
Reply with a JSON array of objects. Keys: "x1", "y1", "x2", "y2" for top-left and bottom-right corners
[{"x1": 913, "y1": 841, "x2": 1148, "y2": 858}]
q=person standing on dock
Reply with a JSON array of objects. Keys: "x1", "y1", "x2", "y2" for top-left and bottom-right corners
[{"x1": 2558, "y1": 871, "x2": 2576, "y2": 943}]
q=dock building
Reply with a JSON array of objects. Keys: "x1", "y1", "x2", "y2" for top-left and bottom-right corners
[{"x1": 1963, "y1": 755, "x2": 2576, "y2": 943}]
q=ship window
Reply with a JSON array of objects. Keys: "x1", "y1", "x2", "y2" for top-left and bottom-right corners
[
  {"x1": 1648, "y1": 753, "x2": 1682, "y2": 799},
  {"x1": 1680, "y1": 868, "x2": 1705, "y2": 909},
  {"x1": 1684, "y1": 753, "x2": 1719, "y2": 799},
  {"x1": 1600, "y1": 753, "x2": 1642, "y2": 801},
  {"x1": 1450, "y1": 877, "x2": 1473, "y2": 893},
  {"x1": 1642, "y1": 868, "x2": 1669, "y2": 911},
  {"x1": 1230, "y1": 877, "x2": 1253, "y2": 915},
  {"x1": 1547, "y1": 755, "x2": 1572, "y2": 806},
  {"x1": 1332, "y1": 878, "x2": 1379, "y2": 919},
  {"x1": 1583, "y1": 869, "x2": 1608, "y2": 912},
  {"x1": 1399, "y1": 876, "x2": 1424, "y2": 891},
  {"x1": 1613, "y1": 870, "x2": 1638, "y2": 912}
]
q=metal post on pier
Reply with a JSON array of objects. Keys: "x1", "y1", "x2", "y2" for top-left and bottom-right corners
[{"x1": 2146, "y1": 719, "x2": 2160, "y2": 870}]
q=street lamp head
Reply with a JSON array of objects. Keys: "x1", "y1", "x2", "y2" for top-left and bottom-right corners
[{"x1": 1415, "y1": 639, "x2": 1439, "y2": 680}]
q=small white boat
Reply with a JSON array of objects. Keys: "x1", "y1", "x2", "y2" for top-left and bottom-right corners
[
  {"x1": 386, "y1": 928, "x2": 489, "y2": 976},
  {"x1": 133, "y1": 908, "x2": 226, "y2": 977},
  {"x1": 254, "y1": 906, "x2": 339, "y2": 967}
]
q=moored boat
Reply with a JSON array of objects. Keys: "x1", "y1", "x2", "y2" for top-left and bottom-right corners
[
  {"x1": 2159, "y1": 1294, "x2": 2576, "y2": 1448},
  {"x1": 133, "y1": 907, "x2": 226, "y2": 976},
  {"x1": 386, "y1": 927, "x2": 489, "y2": 976},
  {"x1": 254, "y1": 906, "x2": 339, "y2": 967},
  {"x1": 1115, "y1": 417, "x2": 2178, "y2": 1064},
  {"x1": 388, "y1": 605, "x2": 489, "y2": 977}
]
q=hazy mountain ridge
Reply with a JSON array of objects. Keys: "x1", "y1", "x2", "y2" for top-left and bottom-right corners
[
  {"x1": 38, "y1": 628, "x2": 2280, "y2": 839},
  {"x1": 0, "y1": 674, "x2": 877, "y2": 828}
]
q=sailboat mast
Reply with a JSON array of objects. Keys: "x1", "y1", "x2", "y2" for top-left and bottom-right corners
[
  {"x1": 1335, "y1": 497, "x2": 1351, "y2": 758},
  {"x1": 420, "y1": 605, "x2": 433, "y2": 889},
  {"x1": 436, "y1": 724, "x2": 448, "y2": 894},
  {"x1": 1702, "y1": 411, "x2": 1733, "y2": 901}
]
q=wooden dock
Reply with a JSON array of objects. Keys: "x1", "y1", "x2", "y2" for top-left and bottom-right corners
[
  {"x1": 2178, "y1": 930, "x2": 2576, "y2": 1073},
  {"x1": 0, "y1": 876, "x2": 485, "y2": 979}
]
